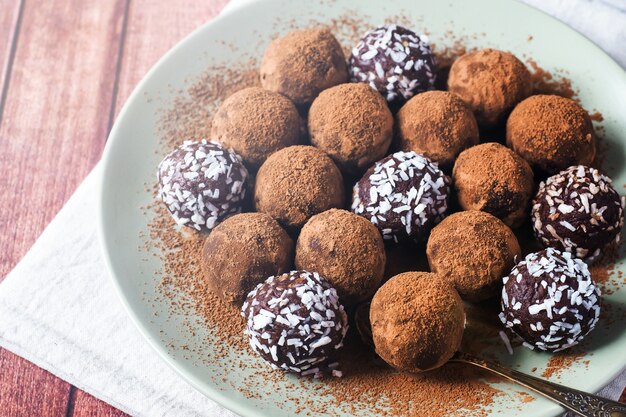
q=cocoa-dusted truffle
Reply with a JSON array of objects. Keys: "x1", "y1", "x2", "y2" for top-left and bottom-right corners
[
  {"x1": 427, "y1": 211, "x2": 521, "y2": 302},
  {"x1": 352, "y1": 151, "x2": 450, "y2": 243},
  {"x1": 448, "y1": 48, "x2": 531, "y2": 127},
  {"x1": 242, "y1": 270, "x2": 349, "y2": 376},
  {"x1": 295, "y1": 209, "x2": 386, "y2": 305},
  {"x1": 211, "y1": 87, "x2": 301, "y2": 169},
  {"x1": 255, "y1": 146, "x2": 344, "y2": 230},
  {"x1": 507, "y1": 95, "x2": 596, "y2": 174},
  {"x1": 453, "y1": 143, "x2": 533, "y2": 228},
  {"x1": 396, "y1": 91, "x2": 479, "y2": 169},
  {"x1": 532, "y1": 165, "x2": 624, "y2": 262},
  {"x1": 308, "y1": 83, "x2": 392, "y2": 175},
  {"x1": 499, "y1": 248, "x2": 601, "y2": 352},
  {"x1": 370, "y1": 272, "x2": 465, "y2": 372},
  {"x1": 201, "y1": 213, "x2": 293, "y2": 306},
  {"x1": 349, "y1": 24, "x2": 436, "y2": 108},
  {"x1": 260, "y1": 28, "x2": 347, "y2": 108},
  {"x1": 157, "y1": 140, "x2": 248, "y2": 232}
]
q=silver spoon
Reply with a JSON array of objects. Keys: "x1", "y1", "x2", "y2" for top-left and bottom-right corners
[
  {"x1": 354, "y1": 303, "x2": 626, "y2": 417},
  {"x1": 450, "y1": 351, "x2": 626, "y2": 417}
]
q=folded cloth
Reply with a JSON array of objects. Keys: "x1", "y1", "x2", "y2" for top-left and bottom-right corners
[{"x1": 0, "y1": 1, "x2": 625, "y2": 417}]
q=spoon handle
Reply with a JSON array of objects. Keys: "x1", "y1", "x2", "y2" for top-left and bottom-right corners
[{"x1": 453, "y1": 352, "x2": 626, "y2": 417}]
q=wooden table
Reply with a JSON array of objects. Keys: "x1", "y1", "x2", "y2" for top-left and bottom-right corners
[
  {"x1": 0, "y1": 1, "x2": 226, "y2": 415},
  {"x1": 0, "y1": 1, "x2": 623, "y2": 415}
]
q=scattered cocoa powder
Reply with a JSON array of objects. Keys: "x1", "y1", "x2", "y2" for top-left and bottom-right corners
[
  {"x1": 542, "y1": 351, "x2": 589, "y2": 379},
  {"x1": 142, "y1": 13, "x2": 623, "y2": 417},
  {"x1": 526, "y1": 58, "x2": 576, "y2": 99}
]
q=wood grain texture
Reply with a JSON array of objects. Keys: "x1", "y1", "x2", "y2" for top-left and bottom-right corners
[
  {"x1": 0, "y1": 349, "x2": 70, "y2": 416},
  {"x1": 0, "y1": 0, "x2": 23, "y2": 116},
  {"x1": 68, "y1": 389, "x2": 128, "y2": 417},
  {"x1": 0, "y1": 0, "x2": 127, "y2": 416},
  {"x1": 113, "y1": 0, "x2": 229, "y2": 115},
  {"x1": 69, "y1": 0, "x2": 227, "y2": 415}
]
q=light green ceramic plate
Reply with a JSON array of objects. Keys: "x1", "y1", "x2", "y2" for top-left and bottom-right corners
[{"x1": 98, "y1": 0, "x2": 626, "y2": 416}]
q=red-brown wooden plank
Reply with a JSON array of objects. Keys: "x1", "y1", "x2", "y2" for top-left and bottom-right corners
[
  {"x1": 113, "y1": 0, "x2": 229, "y2": 115},
  {"x1": 0, "y1": 0, "x2": 22, "y2": 114},
  {"x1": 67, "y1": 390, "x2": 127, "y2": 417},
  {"x1": 0, "y1": 0, "x2": 128, "y2": 416},
  {"x1": 69, "y1": 1, "x2": 227, "y2": 415}
]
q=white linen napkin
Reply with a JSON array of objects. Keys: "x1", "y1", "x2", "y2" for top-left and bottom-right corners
[{"x1": 0, "y1": 1, "x2": 625, "y2": 417}]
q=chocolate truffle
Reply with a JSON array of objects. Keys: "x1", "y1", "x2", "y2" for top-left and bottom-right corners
[
  {"x1": 242, "y1": 270, "x2": 349, "y2": 376},
  {"x1": 211, "y1": 87, "x2": 301, "y2": 169},
  {"x1": 453, "y1": 143, "x2": 534, "y2": 228},
  {"x1": 448, "y1": 49, "x2": 532, "y2": 127},
  {"x1": 352, "y1": 151, "x2": 450, "y2": 243},
  {"x1": 349, "y1": 24, "x2": 436, "y2": 108},
  {"x1": 507, "y1": 95, "x2": 597, "y2": 174},
  {"x1": 370, "y1": 272, "x2": 465, "y2": 372},
  {"x1": 396, "y1": 90, "x2": 479, "y2": 169},
  {"x1": 260, "y1": 28, "x2": 347, "y2": 108},
  {"x1": 427, "y1": 211, "x2": 521, "y2": 302},
  {"x1": 532, "y1": 165, "x2": 625, "y2": 262},
  {"x1": 157, "y1": 140, "x2": 248, "y2": 232},
  {"x1": 296, "y1": 209, "x2": 386, "y2": 305},
  {"x1": 499, "y1": 248, "x2": 601, "y2": 352},
  {"x1": 255, "y1": 146, "x2": 344, "y2": 230},
  {"x1": 201, "y1": 213, "x2": 293, "y2": 306},
  {"x1": 308, "y1": 83, "x2": 393, "y2": 175}
]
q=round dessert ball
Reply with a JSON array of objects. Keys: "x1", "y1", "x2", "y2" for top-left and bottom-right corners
[
  {"x1": 157, "y1": 140, "x2": 248, "y2": 232},
  {"x1": 349, "y1": 24, "x2": 436, "y2": 109},
  {"x1": 352, "y1": 151, "x2": 450, "y2": 243},
  {"x1": 370, "y1": 272, "x2": 465, "y2": 372},
  {"x1": 255, "y1": 146, "x2": 344, "y2": 231},
  {"x1": 308, "y1": 83, "x2": 393, "y2": 175},
  {"x1": 453, "y1": 143, "x2": 534, "y2": 228},
  {"x1": 499, "y1": 248, "x2": 601, "y2": 352},
  {"x1": 260, "y1": 28, "x2": 347, "y2": 108},
  {"x1": 427, "y1": 211, "x2": 521, "y2": 302},
  {"x1": 295, "y1": 209, "x2": 386, "y2": 305},
  {"x1": 211, "y1": 87, "x2": 301, "y2": 169},
  {"x1": 242, "y1": 270, "x2": 349, "y2": 376},
  {"x1": 448, "y1": 48, "x2": 532, "y2": 127},
  {"x1": 507, "y1": 95, "x2": 597, "y2": 174},
  {"x1": 201, "y1": 213, "x2": 293, "y2": 306},
  {"x1": 532, "y1": 165, "x2": 625, "y2": 262},
  {"x1": 396, "y1": 90, "x2": 479, "y2": 169}
]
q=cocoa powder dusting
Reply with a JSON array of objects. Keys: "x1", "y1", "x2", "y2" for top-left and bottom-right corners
[{"x1": 142, "y1": 13, "x2": 621, "y2": 417}]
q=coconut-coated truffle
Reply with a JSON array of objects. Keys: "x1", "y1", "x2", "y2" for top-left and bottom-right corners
[
  {"x1": 201, "y1": 213, "x2": 293, "y2": 306},
  {"x1": 242, "y1": 270, "x2": 349, "y2": 376},
  {"x1": 211, "y1": 87, "x2": 301, "y2": 169},
  {"x1": 427, "y1": 211, "x2": 521, "y2": 302},
  {"x1": 507, "y1": 95, "x2": 597, "y2": 174},
  {"x1": 396, "y1": 90, "x2": 479, "y2": 169},
  {"x1": 157, "y1": 140, "x2": 248, "y2": 232},
  {"x1": 349, "y1": 24, "x2": 436, "y2": 109},
  {"x1": 370, "y1": 272, "x2": 465, "y2": 372},
  {"x1": 296, "y1": 209, "x2": 386, "y2": 305},
  {"x1": 448, "y1": 48, "x2": 531, "y2": 127},
  {"x1": 499, "y1": 248, "x2": 601, "y2": 352},
  {"x1": 352, "y1": 151, "x2": 450, "y2": 243},
  {"x1": 260, "y1": 28, "x2": 348, "y2": 108},
  {"x1": 255, "y1": 146, "x2": 344, "y2": 231},
  {"x1": 532, "y1": 165, "x2": 624, "y2": 262},
  {"x1": 308, "y1": 83, "x2": 393, "y2": 175},
  {"x1": 453, "y1": 143, "x2": 534, "y2": 228}
]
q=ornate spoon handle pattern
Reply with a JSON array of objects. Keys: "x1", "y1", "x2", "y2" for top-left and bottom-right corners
[{"x1": 452, "y1": 352, "x2": 626, "y2": 417}]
